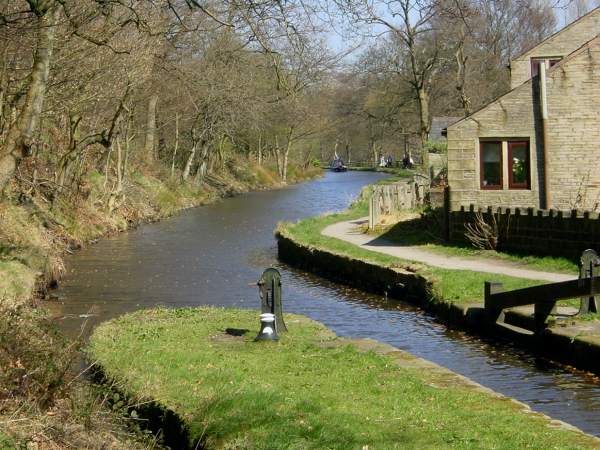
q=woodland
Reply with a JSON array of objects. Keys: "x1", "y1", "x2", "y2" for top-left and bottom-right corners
[{"x1": 0, "y1": 0, "x2": 569, "y2": 198}]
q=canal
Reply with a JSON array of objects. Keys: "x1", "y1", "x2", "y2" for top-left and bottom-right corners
[{"x1": 51, "y1": 170, "x2": 600, "y2": 436}]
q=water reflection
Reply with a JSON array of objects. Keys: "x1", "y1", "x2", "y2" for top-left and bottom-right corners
[{"x1": 52, "y1": 171, "x2": 600, "y2": 436}]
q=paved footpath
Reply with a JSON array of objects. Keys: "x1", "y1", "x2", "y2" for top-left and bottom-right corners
[{"x1": 322, "y1": 218, "x2": 575, "y2": 282}]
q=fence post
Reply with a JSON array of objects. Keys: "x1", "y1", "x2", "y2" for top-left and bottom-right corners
[
  {"x1": 484, "y1": 281, "x2": 505, "y2": 323},
  {"x1": 443, "y1": 185, "x2": 451, "y2": 242},
  {"x1": 369, "y1": 193, "x2": 375, "y2": 230},
  {"x1": 534, "y1": 301, "x2": 555, "y2": 332}
]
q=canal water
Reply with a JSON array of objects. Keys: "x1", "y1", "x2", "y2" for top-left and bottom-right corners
[{"x1": 51, "y1": 171, "x2": 600, "y2": 436}]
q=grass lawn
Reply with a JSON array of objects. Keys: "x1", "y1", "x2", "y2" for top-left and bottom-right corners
[
  {"x1": 89, "y1": 307, "x2": 598, "y2": 449},
  {"x1": 278, "y1": 200, "x2": 546, "y2": 304}
]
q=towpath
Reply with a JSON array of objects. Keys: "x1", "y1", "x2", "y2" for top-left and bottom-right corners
[{"x1": 322, "y1": 218, "x2": 576, "y2": 282}]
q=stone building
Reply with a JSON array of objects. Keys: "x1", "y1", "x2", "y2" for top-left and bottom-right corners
[
  {"x1": 446, "y1": 7, "x2": 600, "y2": 211},
  {"x1": 430, "y1": 116, "x2": 462, "y2": 143}
]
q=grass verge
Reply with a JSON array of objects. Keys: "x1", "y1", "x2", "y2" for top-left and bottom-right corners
[
  {"x1": 88, "y1": 307, "x2": 599, "y2": 449},
  {"x1": 277, "y1": 197, "x2": 549, "y2": 304},
  {"x1": 0, "y1": 304, "x2": 156, "y2": 449},
  {"x1": 376, "y1": 212, "x2": 577, "y2": 274}
]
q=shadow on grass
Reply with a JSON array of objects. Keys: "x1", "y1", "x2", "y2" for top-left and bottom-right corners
[
  {"x1": 375, "y1": 213, "x2": 447, "y2": 247},
  {"x1": 373, "y1": 211, "x2": 579, "y2": 272}
]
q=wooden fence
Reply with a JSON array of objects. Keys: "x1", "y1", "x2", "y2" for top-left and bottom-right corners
[{"x1": 449, "y1": 204, "x2": 600, "y2": 258}]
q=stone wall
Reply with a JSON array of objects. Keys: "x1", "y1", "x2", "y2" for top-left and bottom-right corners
[
  {"x1": 447, "y1": 38, "x2": 600, "y2": 212},
  {"x1": 544, "y1": 43, "x2": 600, "y2": 210},
  {"x1": 276, "y1": 232, "x2": 429, "y2": 301},
  {"x1": 449, "y1": 205, "x2": 600, "y2": 258},
  {"x1": 368, "y1": 178, "x2": 427, "y2": 229},
  {"x1": 510, "y1": 8, "x2": 600, "y2": 88}
]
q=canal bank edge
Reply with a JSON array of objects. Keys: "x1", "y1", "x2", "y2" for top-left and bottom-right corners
[
  {"x1": 0, "y1": 162, "x2": 322, "y2": 309},
  {"x1": 87, "y1": 307, "x2": 600, "y2": 448},
  {"x1": 0, "y1": 163, "x2": 322, "y2": 448},
  {"x1": 275, "y1": 229, "x2": 600, "y2": 376}
]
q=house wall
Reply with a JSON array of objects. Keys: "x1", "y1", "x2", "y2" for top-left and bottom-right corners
[
  {"x1": 510, "y1": 8, "x2": 600, "y2": 89},
  {"x1": 447, "y1": 41, "x2": 600, "y2": 212},
  {"x1": 545, "y1": 44, "x2": 600, "y2": 210},
  {"x1": 446, "y1": 81, "x2": 542, "y2": 211}
]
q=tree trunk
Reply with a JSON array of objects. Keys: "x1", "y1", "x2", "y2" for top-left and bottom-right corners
[
  {"x1": 195, "y1": 143, "x2": 210, "y2": 184},
  {"x1": 0, "y1": 47, "x2": 8, "y2": 135},
  {"x1": 171, "y1": 112, "x2": 179, "y2": 178},
  {"x1": 144, "y1": 94, "x2": 158, "y2": 164},
  {"x1": 182, "y1": 142, "x2": 197, "y2": 181},
  {"x1": 455, "y1": 29, "x2": 471, "y2": 116},
  {"x1": 417, "y1": 87, "x2": 430, "y2": 175},
  {"x1": 0, "y1": 8, "x2": 58, "y2": 192},
  {"x1": 104, "y1": 144, "x2": 113, "y2": 191},
  {"x1": 282, "y1": 140, "x2": 291, "y2": 182},
  {"x1": 417, "y1": 87, "x2": 430, "y2": 146},
  {"x1": 116, "y1": 138, "x2": 123, "y2": 193},
  {"x1": 370, "y1": 141, "x2": 378, "y2": 165},
  {"x1": 123, "y1": 135, "x2": 131, "y2": 182},
  {"x1": 216, "y1": 135, "x2": 226, "y2": 170},
  {"x1": 274, "y1": 135, "x2": 283, "y2": 179},
  {"x1": 257, "y1": 133, "x2": 262, "y2": 166}
]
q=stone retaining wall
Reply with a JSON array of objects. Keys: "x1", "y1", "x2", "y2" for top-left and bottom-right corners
[
  {"x1": 276, "y1": 229, "x2": 600, "y2": 374},
  {"x1": 277, "y1": 232, "x2": 430, "y2": 300}
]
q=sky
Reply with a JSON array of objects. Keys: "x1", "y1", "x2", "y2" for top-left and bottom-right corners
[{"x1": 323, "y1": 0, "x2": 600, "y2": 63}]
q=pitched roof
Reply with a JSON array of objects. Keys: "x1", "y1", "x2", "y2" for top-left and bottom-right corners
[
  {"x1": 448, "y1": 35, "x2": 600, "y2": 131},
  {"x1": 431, "y1": 116, "x2": 462, "y2": 142},
  {"x1": 512, "y1": 6, "x2": 600, "y2": 61}
]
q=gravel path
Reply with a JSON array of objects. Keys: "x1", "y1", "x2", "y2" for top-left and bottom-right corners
[{"x1": 322, "y1": 218, "x2": 576, "y2": 282}]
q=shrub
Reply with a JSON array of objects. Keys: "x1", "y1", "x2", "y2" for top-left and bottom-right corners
[
  {"x1": 0, "y1": 305, "x2": 79, "y2": 409},
  {"x1": 424, "y1": 140, "x2": 447, "y2": 154}
]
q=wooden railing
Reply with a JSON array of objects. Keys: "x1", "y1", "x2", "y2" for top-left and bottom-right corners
[{"x1": 484, "y1": 276, "x2": 600, "y2": 331}]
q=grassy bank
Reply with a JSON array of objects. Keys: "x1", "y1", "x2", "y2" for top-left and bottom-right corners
[
  {"x1": 276, "y1": 195, "x2": 557, "y2": 304},
  {"x1": 0, "y1": 159, "x2": 321, "y2": 448},
  {"x1": 88, "y1": 307, "x2": 599, "y2": 449},
  {"x1": 0, "y1": 160, "x2": 320, "y2": 308}
]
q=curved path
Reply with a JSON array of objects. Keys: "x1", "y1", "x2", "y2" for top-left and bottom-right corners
[{"x1": 322, "y1": 218, "x2": 576, "y2": 282}]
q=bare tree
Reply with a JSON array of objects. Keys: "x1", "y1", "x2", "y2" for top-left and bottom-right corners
[{"x1": 0, "y1": 2, "x2": 58, "y2": 191}]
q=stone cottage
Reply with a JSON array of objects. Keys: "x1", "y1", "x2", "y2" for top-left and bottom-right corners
[{"x1": 446, "y1": 7, "x2": 600, "y2": 211}]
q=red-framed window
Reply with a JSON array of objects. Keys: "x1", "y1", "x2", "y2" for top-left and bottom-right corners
[
  {"x1": 480, "y1": 141, "x2": 502, "y2": 190},
  {"x1": 531, "y1": 58, "x2": 561, "y2": 78},
  {"x1": 508, "y1": 141, "x2": 530, "y2": 189}
]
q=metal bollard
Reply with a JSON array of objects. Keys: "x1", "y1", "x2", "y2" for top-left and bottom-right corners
[{"x1": 255, "y1": 313, "x2": 278, "y2": 341}]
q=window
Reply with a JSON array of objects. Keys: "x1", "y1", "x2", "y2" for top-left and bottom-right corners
[
  {"x1": 480, "y1": 142, "x2": 502, "y2": 189},
  {"x1": 531, "y1": 58, "x2": 561, "y2": 78},
  {"x1": 508, "y1": 141, "x2": 530, "y2": 189}
]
